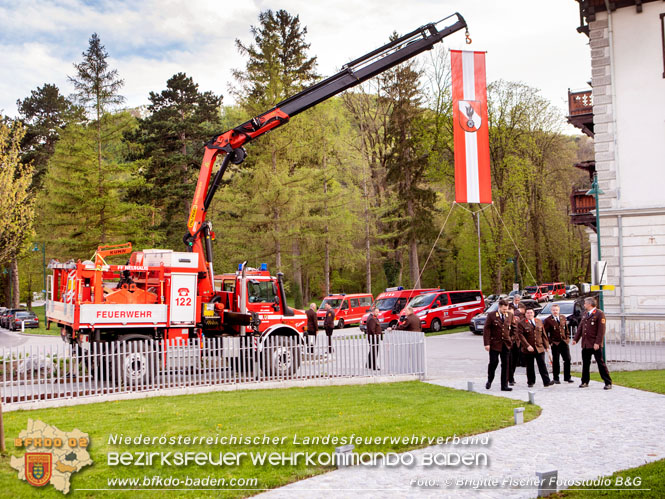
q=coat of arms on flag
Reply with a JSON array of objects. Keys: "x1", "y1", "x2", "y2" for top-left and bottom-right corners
[
  {"x1": 459, "y1": 100, "x2": 482, "y2": 132},
  {"x1": 451, "y1": 50, "x2": 491, "y2": 204},
  {"x1": 25, "y1": 453, "x2": 52, "y2": 487}
]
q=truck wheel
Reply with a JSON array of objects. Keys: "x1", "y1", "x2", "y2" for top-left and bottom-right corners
[
  {"x1": 117, "y1": 339, "x2": 156, "y2": 386},
  {"x1": 430, "y1": 318, "x2": 442, "y2": 332},
  {"x1": 337, "y1": 319, "x2": 344, "y2": 329},
  {"x1": 262, "y1": 336, "x2": 301, "y2": 377}
]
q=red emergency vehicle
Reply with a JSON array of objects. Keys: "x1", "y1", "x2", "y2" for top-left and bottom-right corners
[
  {"x1": 359, "y1": 287, "x2": 436, "y2": 331},
  {"x1": 543, "y1": 282, "x2": 565, "y2": 300},
  {"x1": 524, "y1": 285, "x2": 550, "y2": 302},
  {"x1": 408, "y1": 289, "x2": 485, "y2": 331},
  {"x1": 317, "y1": 293, "x2": 373, "y2": 329}
]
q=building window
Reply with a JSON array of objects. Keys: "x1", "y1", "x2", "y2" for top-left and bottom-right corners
[{"x1": 661, "y1": 13, "x2": 665, "y2": 78}]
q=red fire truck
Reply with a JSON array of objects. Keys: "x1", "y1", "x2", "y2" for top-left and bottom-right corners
[{"x1": 46, "y1": 13, "x2": 468, "y2": 383}]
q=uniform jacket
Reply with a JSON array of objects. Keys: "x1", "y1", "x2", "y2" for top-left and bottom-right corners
[
  {"x1": 510, "y1": 307, "x2": 524, "y2": 346},
  {"x1": 366, "y1": 315, "x2": 382, "y2": 336},
  {"x1": 397, "y1": 313, "x2": 422, "y2": 332},
  {"x1": 574, "y1": 308, "x2": 606, "y2": 349},
  {"x1": 324, "y1": 309, "x2": 335, "y2": 330},
  {"x1": 543, "y1": 314, "x2": 569, "y2": 345},
  {"x1": 517, "y1": 318, "x2": 550, "y2": 354},
  {"x1": 306, "y1": 309, "x2": 318, "y2": 333},
  {"x1": 483, "y1": 310, "x2": 513, "y2": 351}
]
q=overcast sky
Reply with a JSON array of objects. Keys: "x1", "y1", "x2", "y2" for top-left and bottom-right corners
[{"x1": 0, "y1": 0, "x2": 590, "y2": 131}]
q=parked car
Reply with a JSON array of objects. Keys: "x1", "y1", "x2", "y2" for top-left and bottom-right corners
[
  {"x1": 359, "y1": 287, "x2": 436, "y2": 332},
  {"x1": 565, "y1": 284, "x2": 580, "y2": 298},
  {"x1": 542, "y1": 282, "x2": 566, "y2": 300},
  {"x1": 1, "y1": 308, "x2": 26, "y2": 329},
  {"x1": 317, "y1": 293, "x2": 373, "y2": 329},
  {"x1": 484, "y1": 294, "x2": 508, "y2": 309},
  {"x1": 536, "y1": 296, "x2": 595, "y2": 328},
  {"x1": 10, "y1": 310, "x2": 39, "y2": 330},
  {"x1": 469, "y1": 298, "x2": 543, "y2": 335},
  {"x1": 524, "y1": 285, "x2": 550, "y2": 302},
  {"x1": 409, "y1": 289, "x2": 485, "y2": 332}
]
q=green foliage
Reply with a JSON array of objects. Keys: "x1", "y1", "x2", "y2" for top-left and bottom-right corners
[
  {"x1": 38, "y1": 112, "x2": 149, "y2": 258},
  {"x1": 0, "y1": 121, "x2": 34, "y2": 265},
  {"x1": 127, "y1": 72, "x2": 223, "y2": 248}
]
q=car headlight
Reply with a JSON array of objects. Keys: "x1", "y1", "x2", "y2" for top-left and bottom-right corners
[
  {"x1": 379, "y1": 318, "x2": 386, "y2": 323},
  {"x1": 416, "y1": 311, "x2": 427, "y2": 317}
]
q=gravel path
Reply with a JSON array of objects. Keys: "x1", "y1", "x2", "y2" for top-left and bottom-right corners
[{"x1": 259, "y1": 332, "x2": 665, "y2": 498}]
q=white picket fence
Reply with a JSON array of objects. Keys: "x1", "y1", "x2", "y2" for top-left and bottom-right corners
[{"x1": 0, "y1": 331, "x2": 425, "y2": 407}]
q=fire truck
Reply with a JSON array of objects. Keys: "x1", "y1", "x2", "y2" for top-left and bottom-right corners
[{"x1": 46, "y1": 13, "x2": 468, "y2": 383}]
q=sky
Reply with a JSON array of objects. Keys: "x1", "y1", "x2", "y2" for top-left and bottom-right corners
[{"x1": 0, "y1": 0, "x2": 591, "y2": 131}]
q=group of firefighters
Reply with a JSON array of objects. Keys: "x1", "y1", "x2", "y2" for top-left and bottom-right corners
[
  {"x1": 483, "y1": 294, "x2": 612, "y2": 392},
  {"x1": 303, "y1": 293, "x2": 613, "y2": 387}
]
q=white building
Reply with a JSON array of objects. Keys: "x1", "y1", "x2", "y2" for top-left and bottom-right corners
[{"x1": 569, "y1": 0, "x2": 665, "y2": 339}]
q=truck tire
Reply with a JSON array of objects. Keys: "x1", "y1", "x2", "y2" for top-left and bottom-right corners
[
  {"x1": 262, "y1": 336, "x2": 301, "y2": 377},
  {"x1": 430, "y1": 318, "x2": 442, "y2": 332},
  {"x1": 336, "y1": 319, "x2": 344, "y2": 329},
  {"x1": 116, "y1": 338, "x2": 157, "y2": 386}
]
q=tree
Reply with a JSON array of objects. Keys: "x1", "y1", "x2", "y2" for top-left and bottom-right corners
[
  {"x1": 68, "y1": 33, "x2": 125, "y2": 243},
  {"x1": 128, "y1": 73, "x2": 222, "y2": 248},
  {"x1": 16, "y1": 83, "x2": 83, "y2": 190},
  {"x1": 0, "y1": 120, "x2": 35, "y2": 307},
  {"x1": 38, "y1": 112, "x2": 148, "y2": 258}
]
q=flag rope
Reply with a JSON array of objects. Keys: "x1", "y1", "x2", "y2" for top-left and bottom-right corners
[{"x1": 490, "y1": 203, "x2": 538, "y2": 286}]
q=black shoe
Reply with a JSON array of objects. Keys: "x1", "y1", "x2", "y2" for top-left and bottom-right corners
[
  {"x1": 604, "y1": 384, "x2": 612, "y2": 390},
  {"x1": 565, "y1": 379, "x2": 574, "y2": 383},
  {"x1": 501, "y1": 387, "x2": 513, "y2": 392},
  {"x1": 553, "y1": 380, "x2": 561, "y2": 384},
  {"x1": 527, "y1": 383, "x2": 534, "y2": 388},
  {"x1": 485, "y1": 381, "x2": 492, "y2": 389},
  {"x1": 509, "y1": 381, "x2": 515, "y2": 386},
  {"x1": 544, "y1": 382, "x2": 552, "y2": 387},
  {"x1": 579, "y1": 383, "x2": 589, "y2": 388}
]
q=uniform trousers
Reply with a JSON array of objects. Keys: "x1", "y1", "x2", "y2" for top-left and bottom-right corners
[
  {"x1": 581, "y1": 347, "x2": 612, "y2": 385},
  {"x1": 551, "y1": 342, "x2": 571, "y2": 381},
  {"x1": 487, "y1": 344, "x2": 510, "y2": 388},
  {"x1": 524, "y1": 351, "x2": 551, "y2": 386}
]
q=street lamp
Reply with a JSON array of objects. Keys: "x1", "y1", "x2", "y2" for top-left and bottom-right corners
[
  {"x1": 31, "y1": 242, "x2": 46, "y2": 324},
  {"x1": 586, "y1": 173, "x2": 605, "y2": 361}
]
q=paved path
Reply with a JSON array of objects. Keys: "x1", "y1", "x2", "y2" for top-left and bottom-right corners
[{"x1": 259, "y1": 331, "x2": 665, "y2": 498}]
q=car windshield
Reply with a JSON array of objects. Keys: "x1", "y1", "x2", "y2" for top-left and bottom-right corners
[
  {"x1": 320, "y1": 298, "x2": 342, "y2": 309},
  {"x1": 409, "y1": 293, "x2": 437, "y2": 308},
  {"x1": 486, "y1": 302, "x2": 499, "y2": 313},
  {"x1": 375, "y1": 298, "x2": 398, "y2": 311},
  {"x1": 539, "y1": 302, "x2": 575, "y2": 315},
  {"x1": 525, "y1": 286, "x2": 538, "y2": 293}
]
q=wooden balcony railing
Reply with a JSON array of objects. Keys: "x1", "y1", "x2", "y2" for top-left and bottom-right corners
[
  {"x1": 568, "y1": 89, "x2": 593, "y2": 116},
  {"x1": 571, "y1": 189, "x2": 595, "y2": 215}
]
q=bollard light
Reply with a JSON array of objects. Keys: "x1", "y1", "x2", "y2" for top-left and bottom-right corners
[
  {"x1": 536, "y1": 470, "x2": 558, "y2": 497},
  {"x1": 335, "y1": 444, "x2": 354, "y2": 468},
  {"x1": 467, "y1": 381, "x2": 474, "y2": 392},
  {"x1": 513, "y1": 407, "x2": 525, "y2": 425},
  {"x1": 528, "y1": 391, "x2": 536, "y2": 405}
]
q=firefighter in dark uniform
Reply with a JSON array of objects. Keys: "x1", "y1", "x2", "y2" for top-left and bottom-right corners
[
  {"x1": 543, "y1": 303, "x2": 573, "y2": 383},
  {"x1": 573, "y1": 297, "x2": 612, "y2": 389},
  {"x1": 483, "y1": 299, "x2": 513, "y2": 391},
  {"x1": 395, "y1": 306, "x2": 422, "y2": 331},
  {"x1": 323, "y1": 303, "x2": 335, "y2": 353},
  {"x1": 517, "y1": 308, "x2": 552, "y2": 387},
  {"x1": 508, "y1": 302, "x2": 526, "y2": 385},
  {"x1": 305, "y1": 303, "x2": 318, "y2": 353},
  {"x1": 366, "y1": 307, "x2": 382, "y2": 370}
]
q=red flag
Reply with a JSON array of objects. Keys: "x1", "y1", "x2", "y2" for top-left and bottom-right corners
[{"x1": 451, "y1": 50, "x2": 491, "y2": 204}]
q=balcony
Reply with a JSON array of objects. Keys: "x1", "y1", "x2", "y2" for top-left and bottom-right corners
[
  {"x1": 570, "y1": 188, "x2": 596, "y2": 231},
  {"x1": 567, "y1": 89, "x2": 594, "y2": 137}
]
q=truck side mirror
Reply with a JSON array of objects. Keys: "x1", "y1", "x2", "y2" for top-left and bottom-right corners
[{"x1": 272, "y1": 295, "x2": 279, "y2": 311}]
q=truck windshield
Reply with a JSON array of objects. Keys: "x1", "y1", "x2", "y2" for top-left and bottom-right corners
[
  {"x1": 319, "y1": 298, "x2": 342, "y2": 309},
  {"x1": 408, "y1": 293, "x2": 436, "y2": 308},
  {"x1": 247, "y1": 280, "x2": 276, "y2": 303},
  {"x1": 374, "y1": 298, "x2": 398, "y2": 311}
]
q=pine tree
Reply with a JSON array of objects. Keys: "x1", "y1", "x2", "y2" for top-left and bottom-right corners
[
  {"x1": 16, "y1": 83, "x2": 84, "y2": 190},
  {"x1": 128, "y1": 73, "x2": 222, "y2": 248},
  {"x1": 68, "y1": 33, "x2": 125, "y2": 243}
]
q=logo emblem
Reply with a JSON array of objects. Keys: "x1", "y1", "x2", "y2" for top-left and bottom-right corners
[
  {"x1": 25, "y1": 453, "x2": 52, "y2": 487},
  {"x1": 458, "y1": 100, "x2": 482, "y2": 132}
]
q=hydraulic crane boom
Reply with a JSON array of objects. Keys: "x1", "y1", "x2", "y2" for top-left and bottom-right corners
[{"x1": 185, "y1": 13, "x2": 468, "y2": 299}]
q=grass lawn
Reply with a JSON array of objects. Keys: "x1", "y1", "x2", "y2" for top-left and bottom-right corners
[
  {"x1": 573, "y1": 369, "x2": 665, "y2": 395},
  {"x1": 426, "y1": 325, "x2": 470, "y2": 337},
  {"x1": 1, "y1": 381, "x2": 540, "y2": 498},
  {"x1": 557, "y1": 458, "x2": 665, "y2": 498}
]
